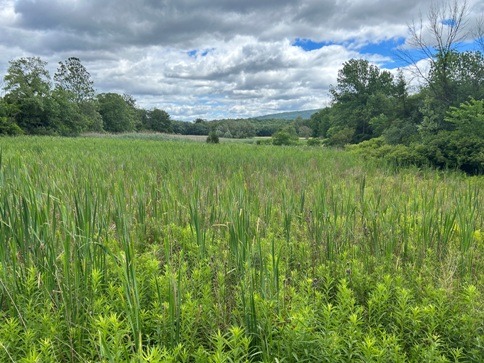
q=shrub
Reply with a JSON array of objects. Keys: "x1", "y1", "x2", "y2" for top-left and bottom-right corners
[
  {"x1": 415, "y1": 132, "x2": 484, "y2": 174},
  {"x1": 306, "y1": 138, "x2": 322, "y2": 146},
  {"x1": 384, "y1": 144, "x2": 426, "y2": 166},
  {"x1": 256, "y1": 139, "x2": 272, "y2": 145},
  {"x1": 272, "y1": 130, "x2": 298, "y2": 146},
  {"x1": 347, "y1": 137, "x2": 426, "y2": 168},
  {"x1": 206, "y1": 131, "x2": 219, "y2": 144}
]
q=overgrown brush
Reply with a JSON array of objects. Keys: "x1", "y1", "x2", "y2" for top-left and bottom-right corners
[{"x1": 0, "y1": 136, "x2": 483, "y2": 362}]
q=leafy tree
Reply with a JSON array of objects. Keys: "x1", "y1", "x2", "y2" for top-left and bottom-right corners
[
  {"x1": 445, "y1": 98, "x2": 484, "y2": 137},
  {"x1": 79, "y1": 100, "x2": 104, "y2": 132},
  {"x1": 220, "y1": 120, "x2": 256, "y2": 138},
  {"x1": 53, "y1": 57, "x2": 102, "y2": 133},
  {"x1": 185, "y1": 120, "x2": 209, "y2": 135},
  {"x1": 54, "y1": 57, "x2": 95, "y2": 103},
  {"x1": 122, "y1": 94, "x2": 143, "y2": 130},
  {"x1": 329, "y1": 59, "x2": 398, "y2": 143},
  {"x1": 0, "y1": 97, "x2": 22, "y2": 135},
  {"x1": 3, "y1": 57, "x2": 53, "y2": 134},
  {"x1": 97, "y1": 93, "x2": 136, "y2": 133},
  {"x1": 417, "y1": 50, "x2": 484, "y2": 137},
  {"x1": 326, "y1": 127, "x2": 355, "y2": 147},
  {"x1": 441, "y1": 51, "x2": 484, "y2": 104},
  {"x1": 3, "y1": 57, "x2": 51, "y2": 100},
  {"x1": 381, "y1": 119, "x2": 418, "y2": 145},
  {"x1": 398, "y1": 0, "x2": 476, "y2": 137},
  {"x1": 48, "y1": 89, "x2": 88, "y2": 136},
  {"x1": 309, "y1": 108, "x2": 331, "y2": 138},
  {"x1": 298, "y1": 126, "x2": 312, "y2": 138},
  {"x1": 145, "y1": 108, "x2": 172, "y2": 133}
]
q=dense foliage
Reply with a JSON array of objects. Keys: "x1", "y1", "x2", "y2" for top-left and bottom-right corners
[
  {"x1": 1, "y1": 137, "x2": 484, "y2": 362},
  {"x1": 341, "y1": 51, "x2": 484, "y2": 174},
  {"x1": 0, "y1": 57, "x2": 173, "y2": 136}
]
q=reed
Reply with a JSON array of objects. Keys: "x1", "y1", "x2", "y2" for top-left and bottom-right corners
[{"x1": 0, "y1": 136, "x2": 483, "y2": 361}]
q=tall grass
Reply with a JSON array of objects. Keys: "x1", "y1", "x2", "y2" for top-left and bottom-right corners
[{"x1": 0, "y1": 136, "x2": 483, "y2": 361}]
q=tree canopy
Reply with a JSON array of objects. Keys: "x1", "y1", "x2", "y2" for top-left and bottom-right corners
[{"x1": 1, "y1": 56, "x2": 172, "y2": 136}]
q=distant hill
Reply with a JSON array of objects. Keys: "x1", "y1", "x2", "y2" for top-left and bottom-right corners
[{"x1": 254, "y1": 109, "x2": 321, "y2": 120}]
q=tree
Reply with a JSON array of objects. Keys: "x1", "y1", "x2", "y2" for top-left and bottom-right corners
[
  {"x1": 47, "y1": 89, "x2": 88, "y2": 136},
  {"x1": 54, "y1": 57, "x2": 95, "y2": 103},
  {"x1": 445, "y1": 98, "x2": 484, "y2": 137},
  {"x1": 400, "y1": 0, "x2": 469, "y2": 103},
  {"x1": 97, "y1": 93, "x2": 136, "y2": 133},
  {"x1": 442, "y1": 51, "x2": 484, "y2": 103},
  {"x1": 3, "y1": 57, "x2": 53, "y2": 134},
  {"x1": 477, "y1": 14, "x2": 484, "y2": 53},
  {"x1": 309, "y1": 108, "x2": 332, "y2": 138},
  {"x1": 298, "y1": 126, "x2": 312, "y2": 138},
  {"x1": 0, "y1": 97, "x2": 23, "y2": 135},
  {"x1": 3, "y1": 57, "x2": 51, "y2": 100},
  {"x1": 54, "y1": 57, "x2": 104, "y2": 133},
  {"x1": 417, "y1": 50, "x2": 484, "y2": 136},
  {"x1": 146, "y1": 108, "x2": 172, "y2": 133},
  {"x1": 329, "y1": 59, "x2": 397, "y2": 143}
]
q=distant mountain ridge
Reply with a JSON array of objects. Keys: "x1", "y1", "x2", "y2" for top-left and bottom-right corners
[{"x1": 254, "y1": 109, "x2": 321, "y2": 120}]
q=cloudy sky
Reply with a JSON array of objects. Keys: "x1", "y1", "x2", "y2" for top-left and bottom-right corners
[{"x1": 0, "y1": 0, "x2": 482, "y2": 120}]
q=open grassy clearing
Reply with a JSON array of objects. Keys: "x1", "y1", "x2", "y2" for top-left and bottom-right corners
[
  {"x1": 0, "y1": 136, "x2": 483, "y2": 362},
  {"x1": 82, "y1": 132, "x2": 259, "y2": 144}
]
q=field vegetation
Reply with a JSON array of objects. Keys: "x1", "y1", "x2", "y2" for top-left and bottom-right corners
[{"x1": 1, "y1": 136, "x2": 483, "y2": 362}]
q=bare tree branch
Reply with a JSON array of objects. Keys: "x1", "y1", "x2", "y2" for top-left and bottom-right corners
[
  {"x1": 476, "y1": 14, "x2": 484, "y2": 53},
  {"x1": 396, "y1": 0, "x2": 469, "y2": 100}
]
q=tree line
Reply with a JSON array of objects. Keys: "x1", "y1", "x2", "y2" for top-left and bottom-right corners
[
  {"x1": 0, "y1": 56, "x2": 293, "y2": 138},
  {"x1": 0, "y1": 57, "x2": 173, "y2": 136}
]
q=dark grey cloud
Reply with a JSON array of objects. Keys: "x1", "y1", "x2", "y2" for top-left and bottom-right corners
[{"x1": 10, "y1": 0, "x2": 429, "y2": 50}]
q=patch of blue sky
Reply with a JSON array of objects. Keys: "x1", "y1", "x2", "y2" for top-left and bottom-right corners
[
  {"x1": 187, "y1": 48, "x2": 214, "y2": 58},
  {"x1": 441, "y1": 18, "x2": 456, "y2": 26},
  {"x1": 198, "y1": 96, "x2": 225, "y2": 107},
  {"x1": 293, "y1": 36, "x2": 481, "y2": 70},
  {"x1": 358, "y1": 38, "x2": 410, "y2": 68},
  {"x1": 187, "y1": 49, "x2": 197, "y2": 57},
  {"x1": 292, "y1": 38, "x2": 337, "y2": 51},
  {"x1": 293, "y1": 37, "x2": 411, "y2": 68}
]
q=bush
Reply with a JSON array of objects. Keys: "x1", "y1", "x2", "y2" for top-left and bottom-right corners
[
  {"x1": 272, "y1": 130, "x2": 298, "y2": 146},
  {"x1": 347, "y1": 137, "x2": 426, "y2": 167},
  {"x1": 415, "y1": 132, "x2": 484, "y2": 174},
  {"x1": 384, "y1": 144, "x2": 426, "y2": 166},
  {"x1": 206, "y1": 131, "x2": 220, "y2": 144},
  {"x1": 306, "y1": 138, "x2": 322, "y2": 146},
  {"x1": 256, "y1": 139, "x2": 272, "y2": 145}
]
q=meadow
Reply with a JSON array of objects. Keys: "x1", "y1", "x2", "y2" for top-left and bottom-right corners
[{"x1": 0, "y1": 136, "x2": 483, "y2": 362}]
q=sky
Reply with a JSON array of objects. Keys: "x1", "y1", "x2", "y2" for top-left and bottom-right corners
[{"x1": 0, "y1": 0, "x2": 483, "y2": 121}]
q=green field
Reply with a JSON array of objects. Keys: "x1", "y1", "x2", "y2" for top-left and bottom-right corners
[{"x1": 1, "y1": 136, "x2": 483, "y2": 362}]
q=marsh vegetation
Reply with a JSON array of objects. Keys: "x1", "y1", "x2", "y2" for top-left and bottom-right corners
[{"x1": 0, "y1": 137, "x2": 483, "y2": 362}]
